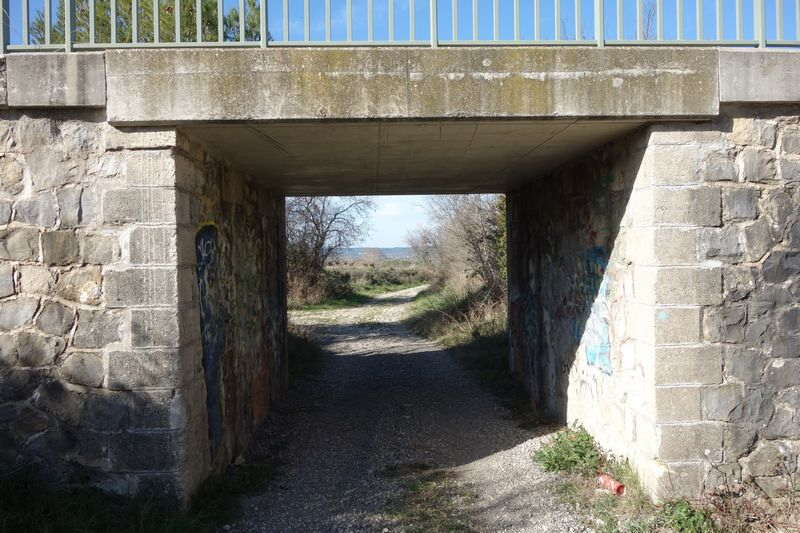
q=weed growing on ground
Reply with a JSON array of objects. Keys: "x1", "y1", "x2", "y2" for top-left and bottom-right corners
[{"x1": 533, "y1": 426, "x2": 603, "y2": 476}]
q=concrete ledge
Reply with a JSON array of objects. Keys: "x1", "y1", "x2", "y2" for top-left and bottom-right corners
[
  {"x1": 104, "y1": 47, "x2": 720, "y2": 124},
  {"x1": 719, "y1": 49, "x2": 800, "y2": 103},
  {"x1": 7, "y1": 52, "x2": 106, "y2": 108}
]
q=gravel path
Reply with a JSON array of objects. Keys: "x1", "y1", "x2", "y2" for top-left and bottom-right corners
[{"x1": 227, "y1": 286, "x2": 589, "y2": 533}]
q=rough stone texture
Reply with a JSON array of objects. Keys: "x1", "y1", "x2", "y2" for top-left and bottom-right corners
[
  {"x1": 6, "y1": 53, "x2": 106, "y2": 108},
  {"x1": 508, "y1": 104, "x2": 800, "y2": 502}
]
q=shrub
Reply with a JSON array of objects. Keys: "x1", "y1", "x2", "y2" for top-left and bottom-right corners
[{"x1": 533, "y1": 426, "x2": 604, "y2": 476}]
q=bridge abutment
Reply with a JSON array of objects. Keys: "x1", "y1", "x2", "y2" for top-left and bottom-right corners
[{"x1": 508, "y1": 104, "x2": 800, "y2": 501}]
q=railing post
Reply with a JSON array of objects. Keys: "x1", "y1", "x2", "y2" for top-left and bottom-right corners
[
  {"x1": 430, "y1": 0, "x2": 438, "y2": 47},
  {"x1": 756, "y1": 0, "x2": 766, "y2": 47},
  {"x1": 0, "y1": 0, "x2": 8, "y2": 54},
  {"x1": 595, "y1": 0, "x2": 604, "y2": 47},
  {"x1": 260, "y1": 0, "x2": 268, "y2": 47},
  {"x1": 65, "y1": 0, "x2": 74, "y2": 51}
]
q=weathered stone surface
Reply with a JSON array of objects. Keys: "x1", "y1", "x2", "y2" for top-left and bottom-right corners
[
  {"x1": 59, "y1": 352, "x2": 104, "y2": 388},
  {"x1": 56, "y1": 187, "x2": 83, "y2": 228},
  {"x1": 105, "y1": 269, "x2": 177, "y2": 308},
  {"x1": 723, "y1": 188, "x2": 759, "y2": 221},
  {"x1": 6, "y1": 52, "x2": 106, "y2": 107},
  {"x1": 108, "y1": 350, "x2": 179, "y2": 390},
  {"x1": 740, "y1": 148, "x2": 776, "y2": 183},
  {"x1": 73, "y1": 310, "x2": 121, "y2": 349},
  {"x1": 35, "y1": 301, "x2": 75, "y2": 336},
  {"x1": 0, "y1": 201, "x2": 11, "y2": 225},
  {"x1": 55, "y1": 267, "x2": 102, "y2": 305},
  {"x1": 19, "y1": 266, "x2": 56, "y2": 295},
  {"x1": 764, "y1": 359, "x2": 800, "y2": 390},
  {"x1": 724, "y1": 345, "x2": 764, "y2": 385},
  {"x1": 102, "y1": 189, "x2": 176, "y2": 225},
  {"x1": 81, "y1": 234, "x2": 118, "y2": 264},
  {"x1": 41, "y1": 231, "x2": 81, "y2": 265},
  {"x1": 741, "y1": 441, "x2": 791, "y2": 478},
  {"x1": 130, "y1": 390, "x2": 181, "y2": 429},
  {"x1": 742, "y1": 219, "x2": 774, "y2": 262},
  {"x1": 719, "y1": 50, "x2": 800, "y2": 102},
  {"x1": 700, "y1": 151, "x2": 737, "y2": 182},
  {"x1": 700, "y1": 227, "x2": 742, "y2": 260},
  {"x1": 130, "y1": 226, "x2": 178, "y2": 264},
  {"x1": 763, "y1": 251, "x2": 800, "y2": 284},
  {"x1": 0, "y1": 227, "x2": 39, "y2": 261},
  {"x1": 658, "y1": 423, "x2": 724, "y2": 462},
  {"x1": 13, "y1": 406, "x2": 49, "y2": 436},
  {"x1": 0, "y1": 297, "x2": 38, "y2": 329},
  {"x1": 27, "y1": 148, "x2": 73, "y2": 191},
  {"x1": 0, "y1": 368, "x2": 44, "y2": 402},
  {"x1": 703, "y1": 305, "x2": 746, "y2": 343},
  {"x1": 131, "y1": 309, "x2": 179, "y2": 348},
  {"x1": 0, "y1": 332, "x2": 65, "y2": 367},
  {"x1": 703, "y1": 383, "x2": 745, "y2": 421},
  {"x1": 731, "y1": 118, "x2": 777, "y2": 148},
  {"x1": 779, "y1": 158, "x2": 800, "y2": 183},
  {"x1": 782, "y1": 131, "x2": 800, "y2": 154},
  {"x1": 0, "y1": 156, "x2": 24, "y2": 195},
  {"x1": 724, "y1": 266, "x2": 756, "y2": 302},
  {"x1": 110, "y1": 431, "x2": 178, "y2": 471},
  {"x1": 0, "y1": 264, "x2": 14, "y2": 298},
  {"x1": 13, "y1": 195, "x2": 58, "y2": 227}
]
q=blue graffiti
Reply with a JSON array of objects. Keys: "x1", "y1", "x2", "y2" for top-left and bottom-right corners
[
  {"x1": 583, "y1": 247, "x2": 612, "y2": 375},
  {"x1": 196, "y1": 226, "x2": 225, "y2": 452}
]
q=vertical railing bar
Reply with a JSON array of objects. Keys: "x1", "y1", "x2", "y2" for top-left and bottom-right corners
[
  {"x1": 22, "y1": 0, "x2": 28, "y2": 45},
  {"x1": 175, "y1": 0, "x2": 181, "y2": 42},
  {"x1": 325, "y1": 0, "x2": 331, "y2": 40},
  {"x1": 132, "y1": 0, "x2": 139, "y2": 43},
  {"x1": 695, "y1": 0, "x2": 702, "y2": 39},
  {"x1": 514, "y1": 0, "x2": 520, "y2": 40},
  {"x1": 368, "y1": 0, "x2": 373, "y2": 40},
  {"x1": 492, "y1": 0, "x2": 498, "y2": 39},
  {"x1": 154, "y1": 0, "x2": 160, "y2": 42},
  {"x1": 44, "y1": 0, "x2": 51, "y2": 44},
  {"x1": 554, "y1": 0, "x2": 560, "y2": 39},
  {"x1": 736, "y1": 0, "x2": 742, "y2": 39},
  {"x1": 304, "y1": 0, "x2": 309, "y2": 40},
  {"x1": 429, "y1": 0, "x2": 437, "y2": 45},
  {"x1": 217, "y1": 0, "x2": 223, "y2": 41},
  {"x1": 452, "y1": 0, "x2": 457, "y2": 39},
  {"x1": 389, "y1": 0, "x2": 394, "y2": 40},
  {"x1": 776, "y1": 0, "x2": 783, "y2": 39},
  {"x1": 240, "y1": 0, "x2": 246, "y2": 41},
  {"x1": 472, "y1": 0, "x2": 477, "y2": 39},
  {"x1": 677, "y1": 0, "x2": 683, "y2": 39},
  {"x1": 715, "y1": 0, "x2": 721, "y2": 40},
  {"x1": 756, "y1": 0, "x2": 765, "y2": 45},
  {"x1": 111, "y1": 0, "x2": 117, "y2": 43},
  {"x1": 64, "y1": 0, "x2": 73, "y2": 50},
  {"x1": 615, "y1": 0, "x2": 622, "y2": 40},
  {"x1": 656, "y1": 0, "x2": 663, "y2": 39},
  {"x1": 283, "y1": 0, "x2": 289, "y2": 39},
  {"x1": 409, "y1": 0, "x2": 414, "y2": 39},
  {"x1": 595, "y1": 0, "x2": 604, "y2": 45},
  {"x1": 796, "y1": 0, "x2": 800, "y2": 41},
  {"x1": 635, "y1": 0, "x2": 641, "y2": 39},
  {"x1": 534, "y1": 0, "x2": 540, "y2": 39},
  {"x1": 348, "y1": 0, "x2": 353, "y2": 40},
  {"x1": 196, "y1": 0, "x2": 201, "y2": 41},
  {"x1": 575, "y1": 0, "x2": 581, "y2": 40},
  {"x1": 0, "y1": 0, "x2": 8, "y2": 53},
  {"x1": 260, "y1": 0, "x2": 267, "y2": 45}
]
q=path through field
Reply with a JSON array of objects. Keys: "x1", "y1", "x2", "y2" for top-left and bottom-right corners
[{"x1": 227, "y1": 286, "x2": 589, "y2": 532}]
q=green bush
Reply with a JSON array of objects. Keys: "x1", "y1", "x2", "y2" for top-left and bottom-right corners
[
  {"x1": 661, "y1": 500, "x2": 717, "y2": 533},
  {"x1": 533, "y1": 426, "x2": 604, "y2": 476}
]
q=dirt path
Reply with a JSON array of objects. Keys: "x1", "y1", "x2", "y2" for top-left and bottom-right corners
[{"x1": 227, "y1": 286, "x2": 589, "y2": 533}]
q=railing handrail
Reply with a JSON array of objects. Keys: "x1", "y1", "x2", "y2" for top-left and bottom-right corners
[{"x1": 3, "y1": 0, "x2": 800, "y2": 52}]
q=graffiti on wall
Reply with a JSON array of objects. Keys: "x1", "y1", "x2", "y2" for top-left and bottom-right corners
[
  {"x1": 196, "y1": 225, "x2": 225, "y2": 452},
  {"x1": 582, "y1": 247, "x2": 612, "y2": 375}
]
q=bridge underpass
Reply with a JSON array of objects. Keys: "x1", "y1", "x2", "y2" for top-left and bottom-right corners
[{"x1": 0, "y1": 47, "x2": 799, "y2": 508}]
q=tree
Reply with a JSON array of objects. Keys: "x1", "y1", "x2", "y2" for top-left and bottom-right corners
[
  {"x1": 30, "y1": 0, "x2": 266, "y2": 45},
  {"x1": 286, "y1": 196, "x2": 375, "y2": 288}
]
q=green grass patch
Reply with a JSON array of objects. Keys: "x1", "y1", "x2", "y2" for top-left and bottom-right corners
[
  {"x1": 290, "y1": 282, "x2": 425, "y2": 311},
  {"x1": 0, "y1": 462, "x2": 273, "y2": 533},
  {"x1": 533, "y1": 426, "x2": 603, "y2": 476}
]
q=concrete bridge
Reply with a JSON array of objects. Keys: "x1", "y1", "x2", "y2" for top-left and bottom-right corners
[{"x1": 1, "y1": 46, "x2": 799, "y2": 505}]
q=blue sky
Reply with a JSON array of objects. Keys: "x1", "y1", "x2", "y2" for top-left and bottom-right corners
[
  {"x1": 360, "y1": 195, "x2": 431, "y2": 248},
  {"x1": 8, "y1": 0, "x2": 799, "y2": 44}
]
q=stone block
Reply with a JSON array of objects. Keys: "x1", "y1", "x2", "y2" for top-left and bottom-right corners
[
  {"x1": 739, "y1": 147, "x2": 776, "y2": 183},
  {"x1": 0, "y1": 264, "x2": 14, "y2": 298},
  {"x1": 0, "y1": 201, "x2": 10, "y2": 224},
  {"x1": 654, "y1": 345, "x2": 722, "y2": 386},
  {"x1": 104, "y1": 126, "x2": 177, "y2": 151},
  {"x1": 658, "y1": 422, "x2": 724, "y2": 462},
  {"x1": 0, "y1": 367, "x2": 45, "y2": 403},
  {"x1": 724, "y1": 266, "x2": 756, "y2": 302},
  {"x1": 18, "y1": 266, "x2": 56, "y2": 295},
  {"x1": 27, "y1": 148, "x2": 74, "y2": 191},
  {"x1": 0, "y1": 156, "x2": 24, "y2": 196},
  {"x1": 642, "y1": 145, "x2": 706, "y2": 185},
  {"x1": 698, "y1": 150, "x2": 737, "y2": 182},
  {"x1": 779, "y1": 157, "x2": 800, "y2": 183},
  {"x1": 782, "y1": 131, "x2": 800, "y2": 155},
  {"x1": 0, "y1": 331, "x2": 64, "y2": 367},
  {"x1": 104, "y1": 269, "x2": 178, "y2": 308},
  {"x1": 629, "y1": 227, "x2": 699, "y2": 266},
  {"x1": 742, "y1": 219, "x2": 773, "y2": 262},
  {"x1": 730, "y1": 118, "x2": 777, "y2": 148},
  {"x1": 741, "y1": 441, "x2": 792, "y2": 479},
  {"x1": 130, "y1": 390, "x2": 184, "y2": 429},
  {"x1": 699, "y1": 226, "x2": 742, "y2": 260},
  {"x1": 41, "y1": 231, "x2": 80, "y2": 265},
  {"x1": 0, "y1": 297, "x2": 38, "y2": 329},
  {"x1": 703, "y1": 383, "x2": 745, "y2": 421},
  {"x1": 702, "y1": 304, "x2": 746, "y2": 343},
  {"x1": 651, "y1": 306, "x2": 703, "y2": 344},
  {"x1": 131, "y1": 309, "x2": 180, "y2": 348},
  {"x1": 652, "y1": 187, "x2": 721, "y2": 227},
  {"x1": 80, "y1": 233, "x2": 118, "y2": 264},
  {"x1": 54, "y1": 267, "x2": 102, "y2": 305},
  {"x1": 722, "y1": 188, "x2": 759, "y2": 221},
  {"x1": 108, "y1": 350, "x2": 180, "y2": 390},
  {"x1": 764, "y1": 359, "x2": 800, "y2": 389},
  {"x1": 102, "y1": 189, "x2": 177, "y2": 225},
  {"x1": 130, "y1": 226, "x2": 178, "y2": 265},
  {"x1": 763, "y1": 250, "x2": 800, "y2": 283},
  {"x1": 56, "y1": 187, "x2": 83, "y2": 228},
  {"x1": 59, "y1": 352, "x2": 104, "y2": 388},
  {"x1": 762, "y1": 406, "x2": 800, "y2": 440},
  {"x1": 73, "y1": 310, "x2": 122, "y2": 349},
  {"x1": 636, "y1": 266, "x2": 722, "y2": 306},
  {"x1": 0, "y1": 227, "x2": 40, "y2": 261},
  {"x1": 110, "y1": 431, "x2": 179, "y2": 472},
  {"x1": 723, "y1": 345, "x2": 764, "y2": 385},
  {"x1": 656, "y1": 462, "x2": 706, "y2": 500},
  {"x1": 6, "y1": 52, "x2": 106, "y2": 107},
  {"x1": 655, "y1": 386, "x2": 703, "y2": 422},
  {"x1": 123, "y1": 151, "x2": 177, "y2": 187},
  {"x1": 80, "y1": 390, "x2": 131, "y2": 431},
  {"x1": 13, "y1": 195, "x2": 58, "y2": 227},
  {"x1": 719, "y1": 50, "x2": 800, "y2": 103},
  {"x1": 35, "y1": 300, "x2": 75, "y2": 336}
]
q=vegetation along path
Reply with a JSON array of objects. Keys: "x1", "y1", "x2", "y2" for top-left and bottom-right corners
[{"x1": 227, "y1": 286, "x2": 588, "y2": 533}]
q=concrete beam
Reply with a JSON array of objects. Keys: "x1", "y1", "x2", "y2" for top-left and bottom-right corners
[
  {"x1": 104, "y1": 47, "x2": 720, "y2": 124},
  {"x1": 719, "y1": 49, "x2": 800, "y2": 103},
  {"x1": 6, "y1": 52, "x2": 106, "y2": 108}
]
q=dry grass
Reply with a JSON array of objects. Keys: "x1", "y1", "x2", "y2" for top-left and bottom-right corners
[{"x1": 705, "y1": 483, "x2": 800, "y2": 532}]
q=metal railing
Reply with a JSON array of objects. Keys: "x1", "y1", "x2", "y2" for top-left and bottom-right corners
[{"x1": 2, "y1": 0, "x2": 799, "y2": 51}]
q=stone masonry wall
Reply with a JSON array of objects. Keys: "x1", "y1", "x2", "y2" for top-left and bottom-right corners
[
  {"x1": 0, "y1": 112, "x2": 287, "y2": 502},
  {"x1": 508, "y1": 104, "x2": 800, "y2": 501},
  {"x1": 173, "y1": 133, "x2": 287, "y2": 481}
]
